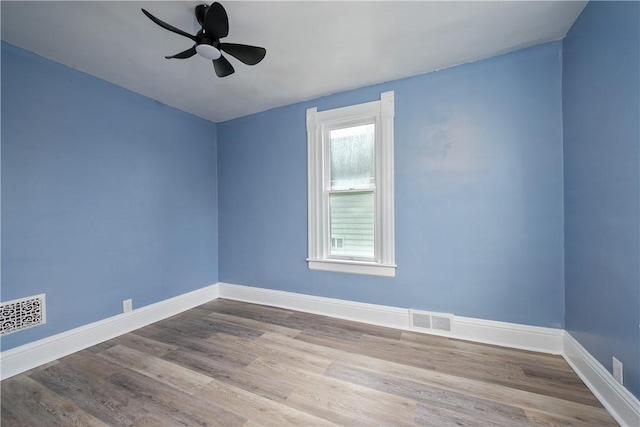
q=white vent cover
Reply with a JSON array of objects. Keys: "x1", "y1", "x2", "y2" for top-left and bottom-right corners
[
  {"x1": 0, "y1": 294, "x2": 46, "y2": 335},
  {"x1": 409, "y1": 309, "x2": 453, "y2": 335}
]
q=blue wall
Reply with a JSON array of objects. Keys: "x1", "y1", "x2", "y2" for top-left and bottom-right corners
[
  {"x1": 218, "y1": 42, "x2": 565, "y2": 328},
  {"x1": 563, "y1": 1, "x2": 640, "y2": 399},
  {"x1": 1, "y1": 43, "x2": 219, "y2": 350}
]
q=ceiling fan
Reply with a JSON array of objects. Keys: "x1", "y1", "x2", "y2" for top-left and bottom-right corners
[{"x1": 141, "y1": 2, "x2": 266, "y2": 78}]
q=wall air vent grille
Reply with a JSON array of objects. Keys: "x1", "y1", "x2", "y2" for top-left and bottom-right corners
[
  {"x1": 411, "y1": 312, "x2": 431, "y2": 329},
  {"x1": 0, "y1": 294, "x2": 46, "y2": 335},
  {"x1": 432, "y1": 315, "x2": 452, "y2": 332},
  {"x1": 409, "y1": 309, "x2": 453, "y2": 335}
]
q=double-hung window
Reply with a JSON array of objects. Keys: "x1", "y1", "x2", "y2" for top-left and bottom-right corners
[{"x1": 307, "y1": 91, "x2": 395, "y2": 277}]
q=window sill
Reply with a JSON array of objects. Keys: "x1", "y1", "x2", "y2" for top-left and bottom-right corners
[{"x1": 307, "y1": 258, "x2": 396, "y2": 277}]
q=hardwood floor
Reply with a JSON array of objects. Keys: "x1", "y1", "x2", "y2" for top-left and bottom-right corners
[{"x1": 1, "y1": 299, "x2": 618, "y2": 426}]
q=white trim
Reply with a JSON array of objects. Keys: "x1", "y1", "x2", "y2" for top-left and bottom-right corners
[
  {"x1": 217, "y1": 283, "x2": 563, "y2": 354},
  {"x1": 454, "y1": 315, "x2": 563, "y2": 354},
  {"x1": 563, "y1": 332, "x2": 640, "y2": 427},
  {"x1": 306, "y1": 107, "x2": 322, "y2": 262},
  {"x1": 307, "y1": 91, "x2": 395, "y2": 277},
  {"x1": 219, "y1": 282, "x2": 409, "y2": 329},
  {"x1": 307, "y1": 259, "x2": 396, "y2": 277},
  {"x1": 379, "y1": 91, "x2": 395, "y2": 267},
  {"x1": 0, "y1": 284, "x2": 219, "y2": 380}
]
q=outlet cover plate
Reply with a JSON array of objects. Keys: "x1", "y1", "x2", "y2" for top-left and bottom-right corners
[
  {"x1": 612, "y1": 356, "x2": 623, "y2": 385},
  {"x1": 123, "y1": 299, "x2": 133, "y2": 313}
]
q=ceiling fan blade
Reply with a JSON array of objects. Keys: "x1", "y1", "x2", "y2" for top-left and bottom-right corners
[
  {"x1": 141, "y1": 9, "x2": 197, "y2": 41},
  {"x1": 219, "y1": 43, "x2": 266, "y2": 65},
  {"x1": 195, "y1": 5, "x2": 207, "y2": 27},
  {"x1": 213, "y1": 55, "x2": 234, "y2": 77},
  {"x1": 165, "y1": 46, "x2": 197, "y2": 59},
  {"x1": 204, "y1": 2, "x2": 229, "y2": 39}
]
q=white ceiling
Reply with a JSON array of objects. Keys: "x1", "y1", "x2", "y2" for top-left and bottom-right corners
[{"x1": 1, "y1": 1, "x2": 586, "y2": 123}]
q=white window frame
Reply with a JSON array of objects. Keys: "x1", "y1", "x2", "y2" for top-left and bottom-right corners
[{"x1": 306, "y1": 91, "x2": 395, "y2": 277}]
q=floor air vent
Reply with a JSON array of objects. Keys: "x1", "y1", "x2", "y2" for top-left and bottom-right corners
[
  {"x1": 409, "y1": 310, "x2": 453, "y2": 335},
  {"x1": 0, "y1": 294, "x2": 46, "y2": 335}
]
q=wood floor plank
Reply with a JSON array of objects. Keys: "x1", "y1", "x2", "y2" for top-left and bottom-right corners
[
  {"x1": 129, "y1": 322, "x2": 166, "y2": 339},
  {"x1": 298, "y1": 331, "x2": 601, "y2": 407},
  {"x1": 1, "y1": 375, "x2": 107, "y2": 427},
  {"x1": 325, "y1": 362, "x2": 529, "y2": 427},
  {"x1": 285, "y1": 375, "x2": 416, "y2": 426},
  {"x1": 98, "y1": 344, "x2": 213, "y2": 392},
  {"x1": 28, "y1": 363, "x2": 146, "y2": 425},
  {"x1": 83, "y1": 340, "x2": 118, "y2": 354},
  {"x1": 400, "y1": 330, "x2": 572, "y2": 370},
  {"x1": 357, "y1": 333, "x2": 528, "y2": 377},
  {"x1": 59, "y1": 349, "x2": 123, "y2": 381},
  {"x1": 198, "y1": 378, "x2": 337, "y2": 426},
  {"x1": 214, "y1": 331, "x2": 332, "y2": 374},
  {"x1": 521, "y1": 362, "x2": 586, "y2": 385},
  {"x1": 269, "y1": 311, "x2": 366, "y2": 342},
  {"x1": 168, "y1": 314, "x2": 266, "y2": 340},
  {"x1": 1, "y1": 299, "x2": 618, "y2": 426},
  {"x1": 362, "y1": 333, "x2": 601, "y2": 406},
  {"x1": 256, "y1": 330, "x2": 617, "y2": 425},
  {"x1": 207, "y1": 311, "x2": 302, "y2": 338},
  {"x1": 225, "y1": 361, "x2": 296, "y2": 402},
  {"x1": 251, "y1": 333, "x2": 526, "y2": 426},
  {"x1": 161, "y1": 347, "x2": 247, "y2": 382},
  {"x1": 104, "y1": 369, "x2": 245, "y2": 427},
  {"x1": 110, "y1": 331, "x2": 179, "y2": 356},
  {"x1": 131, "y1": 412, "x2": 186, "y2": 427},
  {"x1": 294, "y1": 312, "x2": 404, "y2": 340},
  {"x1": 96, "y1": 338, "x2": 331, "y2": 426},
  {"x1": 94, "y1": 345, "x2": 246, "y2": 426},
  {"x1": 413, "y1": 401, "x2": 520, "y2": 427},
  {"x1": 150, "y1": 328, "x2": 257, "y2": 367},
  {"x1": 523, "y1": 407, "x2": 619, "y2": 426},
  {"x1": 0, "y1": 404, "x2": 23, "y2": 426},
  {"x1": 241, "y1": 356, "x2": 417, "y2": 425}
]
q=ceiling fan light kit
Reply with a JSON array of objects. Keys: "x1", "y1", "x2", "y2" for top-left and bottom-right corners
[
  {"x1": 195, "y1": 44, "x2": 221, "y2": 60},
  {"x1": 141, "y1": 2, "x2": 266, "y2": 78}
]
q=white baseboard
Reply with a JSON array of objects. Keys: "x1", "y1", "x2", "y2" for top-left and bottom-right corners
[
  {"x1": 0, "y1": 284, "x2": 220, "y2": 381},
  {"x1": 218, "y1": 282, "x2": 411, "y2": 330},
  {"x1": 217, "y1": 282, "x2": 564, "y2": 354},
  {"x1": 454, "y1": 315, "x2": 563, "y2": 354},
  {"x1": 563, "y1": 332, "x2": 640, "y2": 427}
]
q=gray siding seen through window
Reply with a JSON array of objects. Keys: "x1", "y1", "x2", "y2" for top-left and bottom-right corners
[{"x1": 329, "y1": 191, "x2": 374, "y2": 258}]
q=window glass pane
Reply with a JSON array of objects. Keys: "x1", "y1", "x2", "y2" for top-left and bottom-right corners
[
  {"x1": 330, "y1": 124, "x2": 375, "y2": 190},
  {"x1": 329, "y1": 191, "x2": 374, "y2": 258}
]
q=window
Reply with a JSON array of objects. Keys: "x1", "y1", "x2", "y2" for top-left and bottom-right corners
[{"x1": 306, "y1": 91, "x2": 395, "y2": 277}]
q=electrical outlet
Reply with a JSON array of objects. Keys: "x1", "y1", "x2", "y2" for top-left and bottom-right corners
[
  {"x1": 612, "y1": 357, "x2": 623, "y2": 385},
  {"x1": 122, "y1": 299, "x2": 133, "y2": 313}
]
